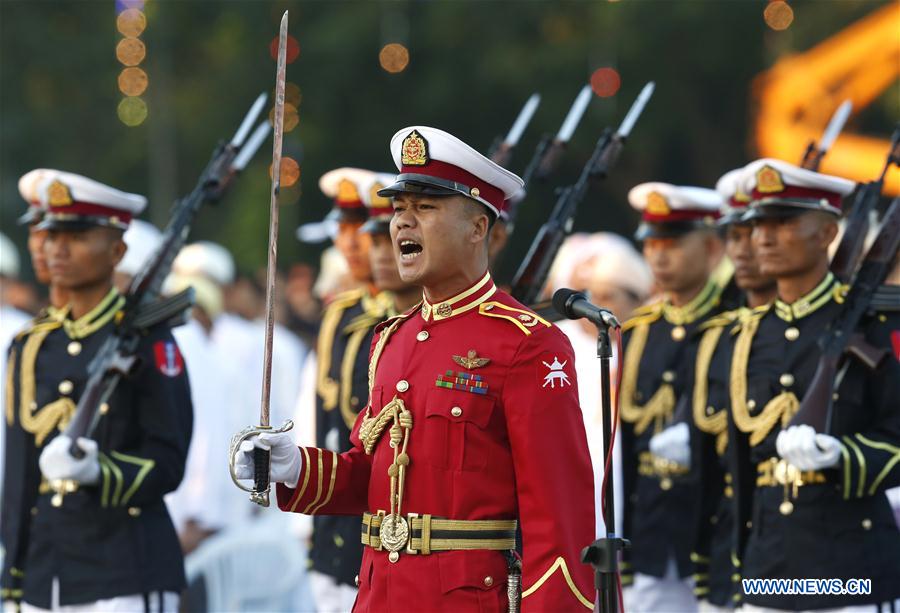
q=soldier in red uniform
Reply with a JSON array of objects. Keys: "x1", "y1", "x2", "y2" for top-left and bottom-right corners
[{"x1": 235, "y1": 126, "x2": 596, "y2": 611}]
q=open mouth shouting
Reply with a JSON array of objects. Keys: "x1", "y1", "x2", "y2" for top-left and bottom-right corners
[{"x1": 399, "y1": 239, "x2": 423, "y2": 261}]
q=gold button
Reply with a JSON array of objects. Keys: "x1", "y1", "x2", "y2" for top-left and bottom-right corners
[
  {"x1": 355, "y1": 575, "x2": 360, "y2": 587},
  {"x1": 436, "y1": 303, "x2": 452, "y2": 318},
  {"x1": 127, "y1": 507, "x2": 141, "y2": 517},
  {"x1": 67, "y1": 341, "x2": 82, "y2": 356},
  {"x1": 451, "y1": 407, "x2": 463, "y2": 417},
  {"x1": 660, "y1": 477, "x2": 673, "y2": 491},
  {"x1": 483, "y1": 576, "x2": 494, "y2": 587},
  {"x1": 710, "y1": 515, "x2": 719, "y2": 525},
  {"x1": 388, "y1": 551, "x2": 400, "y2": 563},
  {"x1": 396, "y1": 380, "x2": 409, "y2": 393},
  {"x1": 862, "y1": 518, "x2": 872, "y2": 530},
  {"x1": 470, "y1": 187, "x2": 481, "y2": 198},
  {"x1": 832, "y1": 393, "x2": 839, "y2": 401},
  {"x1": 706, "y1": 406, "x2": 715, "y2": 416},
  {"x1": 784, "y1": 327, "x2": 799, "y2": 341},
  {"x1": 416, "y1": 331, "x2": 429, "y2": 341},
  {"x1": 351, "y1": 396, "x2": 359, "y2": 407},
  {"x1": 746, "y1": 521, "x2": 752, "y2": 529},
  {"x1": 878, "y1": 314, "x2": 887, "y2": 322},
  {"x1": 31, "y1": 507, "x2": 38, "y2": 516},
  {"x1": 747, "y1": 399, "x2": 757, "y2": 410},
  {"x1": 662, "y1": 371, "x2": 675, "y2": 383},
  {"x1": 779, "y1": 373, "x2": 795, "y2": 387},
  {"x1": 671, "y1": 326, "x2": 686, "y2": 341},
  {"x1": 99, "y1": 402, "x2": 110, "y2": 415},
  {"x1": 58, "y1": 380, "x2": 74, "y2": 395}
]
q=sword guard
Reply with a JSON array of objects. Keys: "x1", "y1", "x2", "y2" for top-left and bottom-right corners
[{"x1": 228, "y1": 419, "x2": 294, "y2": 507}]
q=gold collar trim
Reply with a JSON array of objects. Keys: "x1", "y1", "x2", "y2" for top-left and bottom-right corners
[
  {"x1": 62, "y1": 288, "x2": 125, "y2": 339},
  {"x1": 662, "y1": 279, "x2": 722, "y2": 326},
  {"x1": 421, "y1": 272, "x2": 496, "y2": 322},
  {"x1": 773, "y1": 273, "x2": 836, "y2": 322}
]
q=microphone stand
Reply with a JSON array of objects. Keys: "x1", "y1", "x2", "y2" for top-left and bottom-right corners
[{"x1": 581, "y1": 321, "x2": 629, "y2": 613}]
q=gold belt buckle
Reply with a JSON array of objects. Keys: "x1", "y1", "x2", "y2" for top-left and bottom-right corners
[{"x1": 405, "y1": 513, "x2": 419, "y2": 555}]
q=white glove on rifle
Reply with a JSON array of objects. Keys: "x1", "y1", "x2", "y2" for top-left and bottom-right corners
[
  {"x1": 233, "y1": 431, "x2": 302, "y2": 489},
  {"x1": 649, "y1": 422, "x2": 691, "y2": 468},
  {"x1": 776, "y1": 424, "x2": 841, "y2": 471},
  {"x1": 39, "y1": 435, "x2": 100, "y2": 485}
]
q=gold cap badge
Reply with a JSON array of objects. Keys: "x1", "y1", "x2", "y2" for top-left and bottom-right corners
[
  {"x1": 336, "y1": 179, "x2": 361, "y2": 204},
  {"x1": 756, "y1": 165, "x2": 785, "y2": 194},
  {"x1": 369, "y1": 182, "x2": 391, "y2": 208},
  {"x1": 47, "y1": 180, "x2": 73, "y2": 207},
  {"x1": 401, "y1": 130, "x2": 429, "y2": 166},
  {"x1": 646, "y1": 191, "x2": 671, "y2": 216}
]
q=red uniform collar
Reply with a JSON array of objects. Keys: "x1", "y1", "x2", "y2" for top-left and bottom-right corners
[{"x1": 421, "y1": 272, "x2": 496, "y2": 322}]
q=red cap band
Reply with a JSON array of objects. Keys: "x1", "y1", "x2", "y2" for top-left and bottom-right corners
[{"x1": 400, "y1": 159, "x2": 505, "y2": 213}]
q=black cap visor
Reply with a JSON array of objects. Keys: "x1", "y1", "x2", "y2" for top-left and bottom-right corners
[{"x1": 634, "y1": 220, "x2": 714, "y2": 241}]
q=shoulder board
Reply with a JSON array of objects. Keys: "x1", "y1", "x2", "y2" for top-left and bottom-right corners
[
  {"x1": 621, "y1": 302, "x2": 663, "y2": 332},
  {"x1": 325, "y1": 288, "x2": 366, "y2": 309},
  {"x1": 478, "y1": 301, "x2": 551, "y2": 336},
  {"x1": 699, "y1": 308, "x2": 744, "y2": 331},
  {"x1": 373, "y1": 303, "x2": 421, "y2": 335}
]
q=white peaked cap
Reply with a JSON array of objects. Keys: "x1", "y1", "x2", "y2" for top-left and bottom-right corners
[
  {"x1": 173, "y1": 241, "x2": 236, "y2": 286},
  {"x1": 118, "y1": 220, "x2": 164, "y2": 278}
]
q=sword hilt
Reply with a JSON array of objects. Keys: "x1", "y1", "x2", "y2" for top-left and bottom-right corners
[
  {"x1": 252, "y1": 446, "x2": 271, "y2": 507},
  {"x1": 228, "y1": 420, "x2": 294, "y2": 507}
]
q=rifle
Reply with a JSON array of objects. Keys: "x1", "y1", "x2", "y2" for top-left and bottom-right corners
[
  {"x1": 509, "y1": 82, "x2": 655, "y2": 305},
  {"x1": 830, "y1": 124, "x2": 900, "y2": 281},
  {"x1": 799, "y1": 100, "x2": 852, "y2": 171},
  {"x1": 56, "y1": 94, "x2": 270, "y2": 481},
  {"x1": 487, "y1": 93, "x2": 541, "y2": 169},
  {"x1": 790, "y1": 195, "x2": 900, "y2": 434}
]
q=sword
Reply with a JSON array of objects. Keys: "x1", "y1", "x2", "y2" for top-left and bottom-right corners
[
  {"x1": 800, "y1": 99, "x2": 852, "y2": 171},
  {"x1": 229, "y1": 10, "x2": 294, "y2": 507}
]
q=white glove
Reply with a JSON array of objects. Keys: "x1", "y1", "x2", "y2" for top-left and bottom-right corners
[
  {"x1": 649, "y1": 422, "x2": 691, "y2": 468},
  {"x1": 232, "y1": 431, "x2": 302, "y2": 489},
  {"x1": 776, "y1": 425, "x2": 842, "y2": 471},
  {"x1": 39, "y1": 435, "x2": 100, "y2": 485}
]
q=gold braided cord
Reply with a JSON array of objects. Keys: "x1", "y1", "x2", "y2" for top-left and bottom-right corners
[
  {"x1": 5, "y1": 349, "x2": 15, "y2": 426},
  {"x1": 61, "y1": 289, "x2": 124, "y2": 339},
  {"x1": 621, "y1": 302, "x2": 663, "y2": 333},
  {"x1": 316, "y1": 292, "x2": 362, "y2": 411},
  {"x1": 19, "y1": 325, "x2": 77, "y2": 446},
  {"x1": 358, "y1": 396, "x2": 411, "y2": 455},
  {"x1": 522, "y1": 556, "x2": 594, "y2": 610},
  {"x1": 729, "y1": 316, "x2": 799, "y2": 446},
  {"x1": 367, "y1": 316, "x2": 405, "y2": 395},
  {"x1": 339, "y1": 327, "x2": 370, "y2": 430},
  {"x1": 620, "y1": 322, "x2": 675, "y2": 436},
  {"x1": 692, "y1": 325, "x2": 728, "y2": 455}
]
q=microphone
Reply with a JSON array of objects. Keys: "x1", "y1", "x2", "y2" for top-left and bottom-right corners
[{"x1": 552, "y1": 288, "x2": 621, "y2": 329}]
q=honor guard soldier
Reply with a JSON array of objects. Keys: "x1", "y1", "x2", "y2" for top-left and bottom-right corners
[
  {"x1": 1, "y1": 171, "x2": 192, "y2": 612},
  {"x1": 619, "y1": 183, "x2": 728, "y2": 613},
  {"x1": 650, "y1": 169, "x2": 777, "y2": 611},
  {"x1": 727, "y1": 159, "x2": 900, "y2": 611},
  {"x1": 306, "y1": 169, "x2": 398, "y2": 612},
  {"x1": 236, "y1": 126, "x2": 596, "y2": 611}
]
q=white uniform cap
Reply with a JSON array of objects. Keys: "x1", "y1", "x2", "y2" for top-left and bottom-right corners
[
  {"x1": 738, "y1": 158, "x2": 855, "y2": 219},
  {"x1": 0, "y1": 233, "x2": 21, "y2": 278},
  {"x1": 163, "y1": 272, "x2": 225, "y2": 320},
  {"x1": 628, "y1": 182, "x2": 722, "y2": 240},
  {"x1": 34, "y1": 169, "x2": 147, "y2": 231},
  {"x1": 173, "y1": 241, "x2": 236, "y2": 286},
  {"x1": 118, "y1": 220, "x2": 163, "y2": 278},
  {"x1": 359, "y1": 172, "x2": 397, "y2": 233},
  {"x1": 715, "y1": 167, "x2": 753, "y2": 222},
  {"x1": 378, "y1": 126, "x2": 524, "y2": 217},
  {"x1": 550, "y1": 232, "x2": 652, "y2": 300},
  {"x1": 17, "y1": 169, "x2": 53, "y2": 224}
]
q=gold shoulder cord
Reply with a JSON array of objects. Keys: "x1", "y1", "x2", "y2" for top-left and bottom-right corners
[
  {"x1": 316, "y1": 294, "x2": 360, "y2": 411},
  {"x1": 338, "y1": 327, "x2": 371, "y2": 430},
  {"x1": 5, "y1": 349, "x2": 16, "y2": 426},
  {"x1": 729, "y1": 315, "x2": 798, "y2": 446},
  {"x1": 619, "y1": 320, "x2": 675, "y2": 436},
  {"x1": 18, "y1": 324, "x2": 76, "y2": 446},
  {"x1": 692, "y1": 326, "x2": 728, "y2": 455}
]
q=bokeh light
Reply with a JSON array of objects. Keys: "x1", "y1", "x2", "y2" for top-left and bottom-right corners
[
  {"x1": 117, "y1": 97, "x2": 148, "y2": 126},
  {"x1": 379, "y1": 43, "x2": 410, "y2": 74},
  {"x1": 764, "y1": 1, "x2": 794, "y2": 31},
  {"x1": 284, "y1": 82, "x2": 302, "y2": 107},
  {"x1": 271, "y1": 157, "x2": 301, "y2": 188},
  {"x1": 116, "y1": 8, "x2": 146, "y2": 37},
  {"x1": 116, "y1": 37, "x2": 146, "y2": 66},
  {"x1": 270, "y1": 35, "x2": 301, "y2": 64},
  {"x1": 269, "y1": 103, "x2": 300, "y2": 132},
  {"x1": 590, "y1": 67, "x2": 621, "y2": 97},
  {"x1": 118, "y1": 67, "x2": 148, "y2": 96}
]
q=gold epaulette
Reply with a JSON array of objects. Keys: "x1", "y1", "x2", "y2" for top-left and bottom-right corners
[
  {"x1": 477, "y1": 301, "x2": 551, "y2": 336},
  {"x1": 621, "y1": 302, "x2": 663, "y2": 332},
  {"x1": 698, "y1": 308, "x2": 745, "y2": 332}
]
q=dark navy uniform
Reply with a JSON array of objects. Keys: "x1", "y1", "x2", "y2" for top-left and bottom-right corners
[
  {"x1": 620, "y1": 279, "x2": 730, "y2": 585},
  {"x1": 1, "y1": 289, "x2": 193, "y2": 608},
  {"x1": 311, "y1": 288, "x2": 393, "y2": 588},
  {"x1": 730, "y1": 274, "x2": 900, "y2": 610}
]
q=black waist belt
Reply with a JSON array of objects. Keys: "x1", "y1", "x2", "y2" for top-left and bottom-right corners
[{"x1": 361, "y1": 511, "x2": 517, "y2": 555}]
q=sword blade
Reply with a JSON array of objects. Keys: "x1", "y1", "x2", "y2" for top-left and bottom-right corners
[
  {"x1": 230, "y1": 92, "x2": 269, "y2": 148},
  {"x1": 616, "y1": 81, "x2": 655, "y2": 139},
  {"x1": 817, "y1": 99, "x2": 852, "y2": 154},
  {"x1": 259, "y1": 10, "x2": 288, "y2": 429},
  {"x1": 504, "y1": 93, "x2": 541, "y2": 148},
  {"x1": 556, "y1": 85, "x2": 592, "y2": 143}
]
